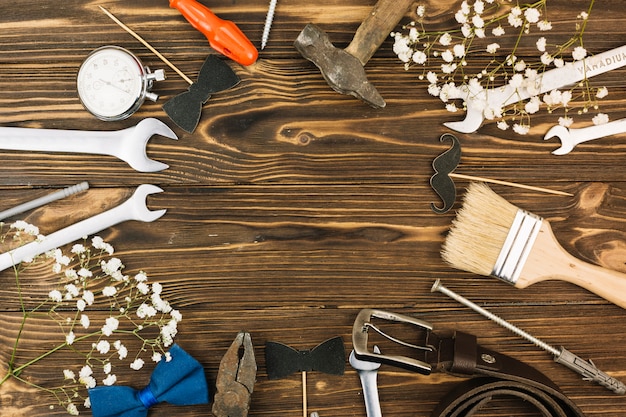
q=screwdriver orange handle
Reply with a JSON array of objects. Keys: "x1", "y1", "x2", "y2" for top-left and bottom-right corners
[{"x1": 170, "y1": 0, "x2": 258, "y2": 66}]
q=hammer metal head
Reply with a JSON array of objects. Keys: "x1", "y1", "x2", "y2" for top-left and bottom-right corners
[{"x1": 294, "y1": 24, "x2": 385, "y2": 108}]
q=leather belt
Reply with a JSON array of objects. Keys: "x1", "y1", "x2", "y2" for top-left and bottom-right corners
[
  {"x1": 427, "y1": 331, "x2": 585, "y2": 417},
  {"x1": 352, "y1": 309, "x2": 586, "y2": 417}
]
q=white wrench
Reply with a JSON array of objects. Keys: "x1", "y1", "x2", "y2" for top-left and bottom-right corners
[
  {"x1": 0, "y1": 118, "x2": 177, "y2": 172},
  {"x1": 544, "y1": 118, "x2": 626, "y2": 155},
  {"x1": 0, "y1": 184, "x2": 165, "y2": 272},
  {"x1": 349, "y1": 348, "x2": 382, "y2": 417},
  {"x1": 445, "y1": 44, "x2": 626, "y2": 133}
]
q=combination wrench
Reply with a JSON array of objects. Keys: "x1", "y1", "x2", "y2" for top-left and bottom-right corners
[
  {"x1": 0, "y1": 118, "x2": 177, "y2": 172},
  {"x1": 0, "y1": 184, "x2": 166, "y2": 272},
  {"x1": 350, "y1": 348, "x2": 382, "y2": 417},
  {"x1": 544, "y1": 118, "x2": 626, "y2": 155}
]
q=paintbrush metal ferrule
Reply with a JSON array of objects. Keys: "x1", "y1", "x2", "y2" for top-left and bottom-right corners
[{"x1": 491, "y1": 209, "x2": 542, "y2": 284}]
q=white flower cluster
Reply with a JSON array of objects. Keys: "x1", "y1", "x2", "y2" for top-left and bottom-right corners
[
  {"x1": 392, "y1": 1, "x2": 606, "y2": 133},
  {"x1": 1, "y1": 232, "x2": 183, "y2": 416}
]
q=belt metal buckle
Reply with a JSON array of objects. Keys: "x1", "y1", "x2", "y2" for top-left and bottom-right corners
[{"x1": 352, "y1": 308, "x2": 434, "y2": 375}]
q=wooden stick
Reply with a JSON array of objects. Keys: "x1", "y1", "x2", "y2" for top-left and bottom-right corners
[
  {"x1": 449, "y1": 173, "x2": 573, "y2": 197},
  {"x1": 98, "y1": 6, "x2": 194, "y2": 85},
  {"x1": 302, "y1": 371, "x2": 307, "y2": 417}
]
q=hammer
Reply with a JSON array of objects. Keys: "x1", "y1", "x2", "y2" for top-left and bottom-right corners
[{"x1": 294, "y1": 0, "x2": 415, "y2": 108}]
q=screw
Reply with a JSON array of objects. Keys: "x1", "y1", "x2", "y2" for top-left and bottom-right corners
[
  {"x1": 261, "y1": 0, "x2": 278, "y2": 50},
  {"x1": 431, "y1": 279, "x2": 559, "y2": 356}
]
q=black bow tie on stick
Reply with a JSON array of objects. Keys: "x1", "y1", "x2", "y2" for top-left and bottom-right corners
[
  {"x1": 163, "y1": 55, "x2": 240, "y2": 133},
  {"x1": 265, "y1": 337, "x2": 345, "y2": 417},
  {"x1": 265, "y1": 336, "x2": 345, "y2": 379}
]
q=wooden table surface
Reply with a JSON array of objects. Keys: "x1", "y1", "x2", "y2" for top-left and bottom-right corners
[{"x1": 2, "y1": 1, "x2": 626, "y2": 416}]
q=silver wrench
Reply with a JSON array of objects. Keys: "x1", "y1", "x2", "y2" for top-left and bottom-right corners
[
  {"x1": 349, "y1": 348, "x2": 382, "y2": 417},
  {"x1": 544, "y1": 118, "x2": 626, "y2": 155},
  {"x1": 444, "y1": 44, "x2": 626, "y2": 133},
  {"x1": 0, "y1": 118, "x2": 177, "y2": 172},
  {"x1": 0, "y1": 184, "x2": 165, "y2": 272}
]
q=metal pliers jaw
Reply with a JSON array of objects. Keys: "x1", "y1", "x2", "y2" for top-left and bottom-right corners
[{"x1": 212, "y1": 331, "x2": 257, "y2": 417}]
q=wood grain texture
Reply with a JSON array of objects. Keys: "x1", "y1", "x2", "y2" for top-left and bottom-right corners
[{"x1": 1, "y1": 0, "x2": 626, "y2": 416}]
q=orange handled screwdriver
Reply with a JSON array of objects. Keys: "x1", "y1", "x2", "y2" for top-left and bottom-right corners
[{"x1": 170, "y1": 0, "x2": 258, "y2": 66}]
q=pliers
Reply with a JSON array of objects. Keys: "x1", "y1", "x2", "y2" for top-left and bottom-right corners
[{"x1": 212, "y1": 332, "x2": 257, "y2": 417}]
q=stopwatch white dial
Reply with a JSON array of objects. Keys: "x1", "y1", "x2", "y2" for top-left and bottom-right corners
[{"x1": 77, "y1": 46, "x2": 147, "y2": 121}]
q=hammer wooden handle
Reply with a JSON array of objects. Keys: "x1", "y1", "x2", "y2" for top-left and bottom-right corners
[{"x1": 345, "y1": 0, "x2": 414, "y2": 65}]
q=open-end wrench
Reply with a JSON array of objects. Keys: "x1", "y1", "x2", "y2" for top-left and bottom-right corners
[
  {"x1": 0, "y1": 118, "x2": 177, "y2": 172},
  {"x1": 0, "y1": 184, "x2": 165, "y2": 272},
  {"x1": 349, "y1": 348, "x2": 382, "y2": 417},
  {"x1": 444, "y1": 44, "x2": 626, "y2": 133},
  {"x1": 544, "y1": 118, "x2": 626, "y2": 155}
]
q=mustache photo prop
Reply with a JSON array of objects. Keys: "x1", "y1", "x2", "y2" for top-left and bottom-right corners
[{"x1": 429, "y1": 133, "x2": 571, "y2": 214}]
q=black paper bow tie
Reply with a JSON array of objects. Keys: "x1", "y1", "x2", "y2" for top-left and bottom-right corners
[
  {"x1": 265, "y1": 336, "x2": 346, "y2": 379},
  {"x1": 163, "y1": 54, "x2": 240, "y2": 133}
]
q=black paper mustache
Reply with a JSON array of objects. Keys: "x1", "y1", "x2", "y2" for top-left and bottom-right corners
[
  {"x1": 430, "y1": 133, "x2": 461, "y2": 214},
  {"x1": 163, "y1": 55, "x2": 240, "y2": 133},
  {"x1": 429, "y1": 133, "x2": 572, "y2": 214}
]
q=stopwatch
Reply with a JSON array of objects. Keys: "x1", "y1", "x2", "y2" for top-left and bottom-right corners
[{"x1": 77, "y1": 46, "x2": 165, "y2": 121}]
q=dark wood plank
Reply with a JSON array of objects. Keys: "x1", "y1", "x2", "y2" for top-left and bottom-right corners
[{"x1": 2, "y1": 0, "x2": 626, "y2": 416}]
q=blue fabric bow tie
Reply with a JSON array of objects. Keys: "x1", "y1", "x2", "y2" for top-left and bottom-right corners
[{"x1": 88, "y1": 344, "x2": 210, "y2": 417}]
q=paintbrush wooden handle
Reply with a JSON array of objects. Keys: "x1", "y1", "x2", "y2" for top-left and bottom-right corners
[{"x1": 516, "y1": 222, "x2": 626, "y2": 309}]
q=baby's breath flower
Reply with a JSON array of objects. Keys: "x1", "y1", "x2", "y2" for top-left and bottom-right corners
[
  {"x1": 95, "y1": 340, "x2": 111, "y2": 355},
  {"x1": 536, "y1": 37, "x2": 547, "y2": 52},
  {"x1": 492, "y1": 25, "x2": 505, "y2": 36},
  {"x1": 66, "y1": 403, "x2": 79, "y2": 416},
  {"x1": 130, "y1": 358, "x2": 145, "y2": 371},
  {"x1": 4, "y1": 231, "x2": 181, "y2": 415},
  {"x1": 524, "y1": 8, "x2": 541, "y2": 23},
  {"x1": 49, "y1": 289, "x2": 63, "y2": 303},
  {"x1": 102, "y1": 286, "x2": 117, "y2": 297},
  {"x1": 595, "y1": 87, "x2": 608, "y2": 99},
  {"x1": 102, "y1": 374, "x2": 117, "y2": 386},
  {"x1": 486, "y1": 43, "x2": 499, "y2": 54},
  {"x1": 559, "y1": 116, "x2": 574, "y2": 127},
  {"x1": 152, "y1": 352, "x2": 163, "y2": 363},
  {"x1": 114, "y1": 340, "x2": 128, "y2": 360},
  {"x1": 572, "y1": 46, "x2": 587, "y2": 60},
  {"x1": 513, "y1": 123, "x2": 530, "y2": 135},
  {"x1": 592, "y1": 113, "x2": 609, "y2": 125},
  {"x1": 71, "y1": 244, "x2": 86, "y2": 255}
]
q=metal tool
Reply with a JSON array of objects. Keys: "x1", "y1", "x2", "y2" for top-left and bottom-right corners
[
  {"x1": 350, "y1": 347, "x2": 383, "y2": 417},
  {"x1": 544, "y1": 118, "x2": 626, "y2": 155},
  {"x1": 444, "y1": 44, "x2": 626, "y2": 133},
  {"x1": 293, "y1": 0, "x2": 414, "y2": 108},
  {"x1": 431, "y1": 279, "x2": 626, "y2": 394},
  {"x1": 0, "y1": 118, "x2": 176, "y2": 172},
  {"x1": 213, "y1": 331, "x2": 257, "y2": 417},
  {"x1": 0, "y1": 182, "x2": 89, "y2": 221},
  {"x1": 352, "y1": 308, "x2": 434, "y2": 374},
  {"x1": 170, "y1": 0, "x2": 258, "y2": 66},
  {"x1": 261, "y1": 0, "x2": 277, "y2": 50},
  {"x1": 0, "y1": 184, "x2": 165, "y2": 272}
]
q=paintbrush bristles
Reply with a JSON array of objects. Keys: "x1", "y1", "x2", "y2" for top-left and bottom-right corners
[{"x1": 441, "y1": 182, "x2": 519, "y2": 276}]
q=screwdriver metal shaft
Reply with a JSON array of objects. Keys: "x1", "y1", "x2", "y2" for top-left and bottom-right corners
[{"x1": 431, "y1": 279, "x2": 626, "y2": 394}]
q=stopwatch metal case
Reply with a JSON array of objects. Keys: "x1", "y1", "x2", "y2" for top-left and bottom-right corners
[{"x1": 77, "y1": 46, "x2": 165, "y2": 121}]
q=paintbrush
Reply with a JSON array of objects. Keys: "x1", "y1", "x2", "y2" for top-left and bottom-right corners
[{"x1": 441, "y1": 182, "x2": 626, "y2": 309}]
